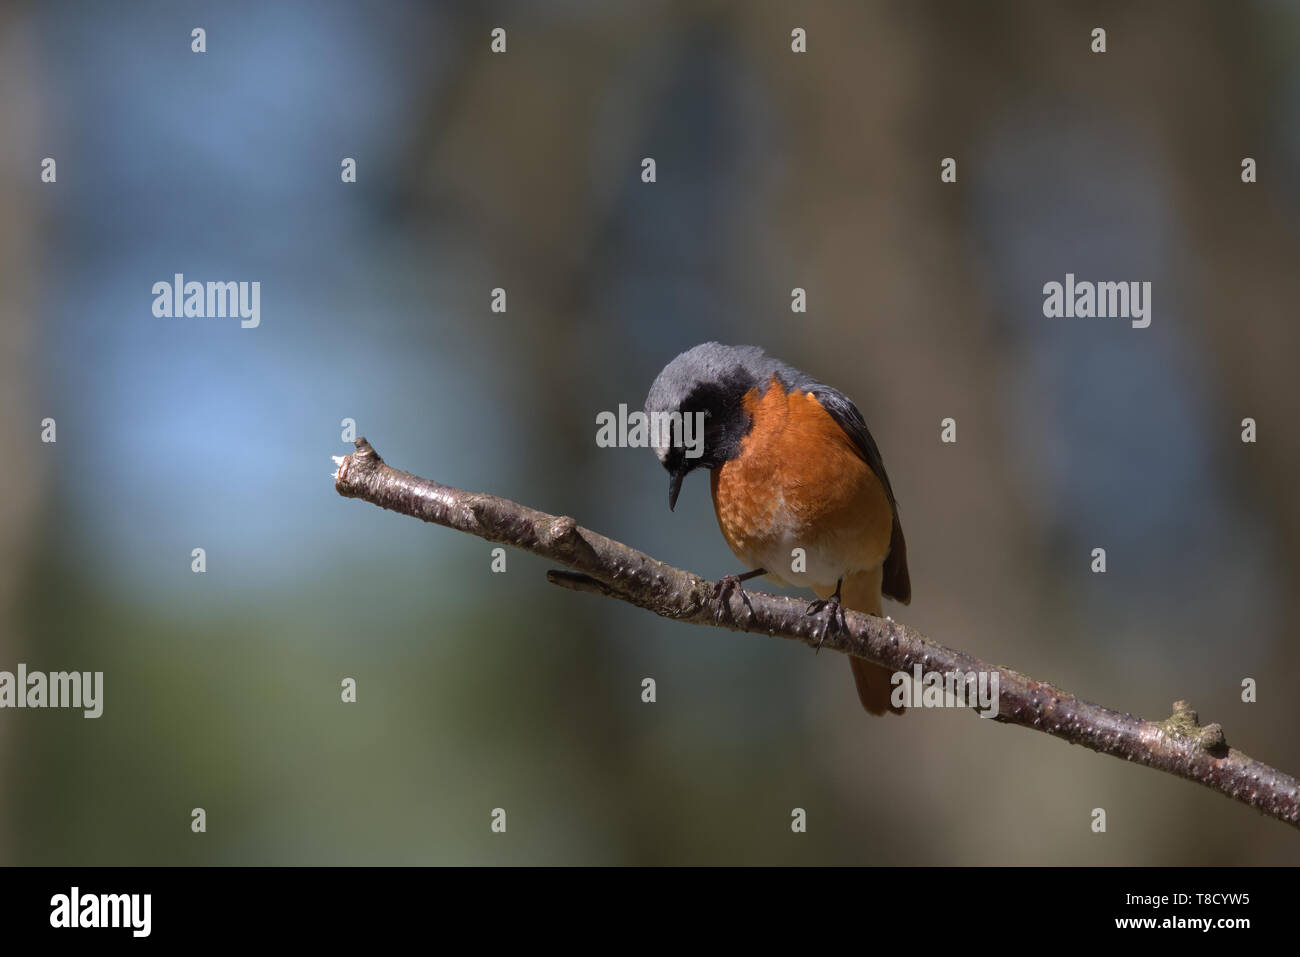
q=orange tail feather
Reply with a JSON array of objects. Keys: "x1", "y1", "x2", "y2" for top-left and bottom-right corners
[{"x1": 818, "y1": 569, "x2": 905, "y2": 716}]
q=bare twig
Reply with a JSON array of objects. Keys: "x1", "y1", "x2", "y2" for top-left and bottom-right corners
[{"x1": 333, "y1": 437, "x2": 1300, "y2": 830}]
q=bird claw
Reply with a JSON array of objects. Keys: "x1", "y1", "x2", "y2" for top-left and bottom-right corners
[
  {"x1": 804, "y1": 594, "x2": 847, "y2": 653},
  {"x1": 712, "y1": 574, "x2": 755, "y2": 622}
]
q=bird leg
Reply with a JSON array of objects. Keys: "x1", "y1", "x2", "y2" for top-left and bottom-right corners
[
  {"x1": 805, "y1": 577, "x2": 847, "y2": 652},
  {"x1": 711, "y1": 568, "x2": 765, "y2": 622}
]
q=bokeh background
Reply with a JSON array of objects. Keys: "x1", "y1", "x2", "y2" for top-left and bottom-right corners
[{"x1": 1, "y1": 0, "x2": 1298, "y2": 864}]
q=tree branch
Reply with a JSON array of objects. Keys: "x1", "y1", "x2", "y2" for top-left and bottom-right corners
[{"x1": 333, "y1": 437, "x2": 1300, "y2": 831}]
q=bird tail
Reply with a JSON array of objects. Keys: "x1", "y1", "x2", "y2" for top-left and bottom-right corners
[{"x1": 817, "y1": 569, "x2": 905, "y2": 716}]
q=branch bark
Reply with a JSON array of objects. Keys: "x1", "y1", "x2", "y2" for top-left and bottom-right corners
[{"x1": 333, "y1": 437, "x2": 1300, "y2": 831}]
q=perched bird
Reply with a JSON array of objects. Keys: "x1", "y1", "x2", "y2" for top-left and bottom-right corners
[{"x1": 645, "y1": 342, "x2": 910, "y2": 715}]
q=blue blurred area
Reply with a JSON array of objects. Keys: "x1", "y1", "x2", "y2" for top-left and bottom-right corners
[
  {"x1": 37, "y1": 1, "x2": 495, "y2": 598},
  {"x1": 972, "y1": 111, "x2": 1248, "y2": 606}
]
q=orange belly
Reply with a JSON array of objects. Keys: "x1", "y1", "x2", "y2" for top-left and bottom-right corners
[{"x1": 709, "y1": 380, "x2": 893, "y2": 589}]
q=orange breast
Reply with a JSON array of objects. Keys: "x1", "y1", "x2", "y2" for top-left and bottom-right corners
[{"x1": 710, "y1": 378, "x2": 893, "y2": 586}]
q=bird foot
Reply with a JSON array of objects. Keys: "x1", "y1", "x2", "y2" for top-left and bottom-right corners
[
  {"x1": 805, "y1": 591, "x2": 847, "y2": 652},
  {"x1": 712, "y1": 574, "x2": 756, "y2": 623}
]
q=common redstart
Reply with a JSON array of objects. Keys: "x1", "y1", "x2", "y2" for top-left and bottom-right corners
[{"x1": 645, "y1": 342, "x2": 910, "y2": 715}]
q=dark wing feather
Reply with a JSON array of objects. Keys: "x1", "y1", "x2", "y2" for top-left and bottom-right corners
[{"x1": 810, "y1": 386, "x2": 911, "y2": 605}]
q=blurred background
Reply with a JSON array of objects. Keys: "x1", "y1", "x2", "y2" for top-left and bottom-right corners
[{"x1": 1, "y1": 0, "x2": 1298, "y2": 864}]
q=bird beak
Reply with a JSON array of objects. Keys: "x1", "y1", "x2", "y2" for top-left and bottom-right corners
[{"x1": 667, "y1": 470, "x2": 684, "y2": 511}]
